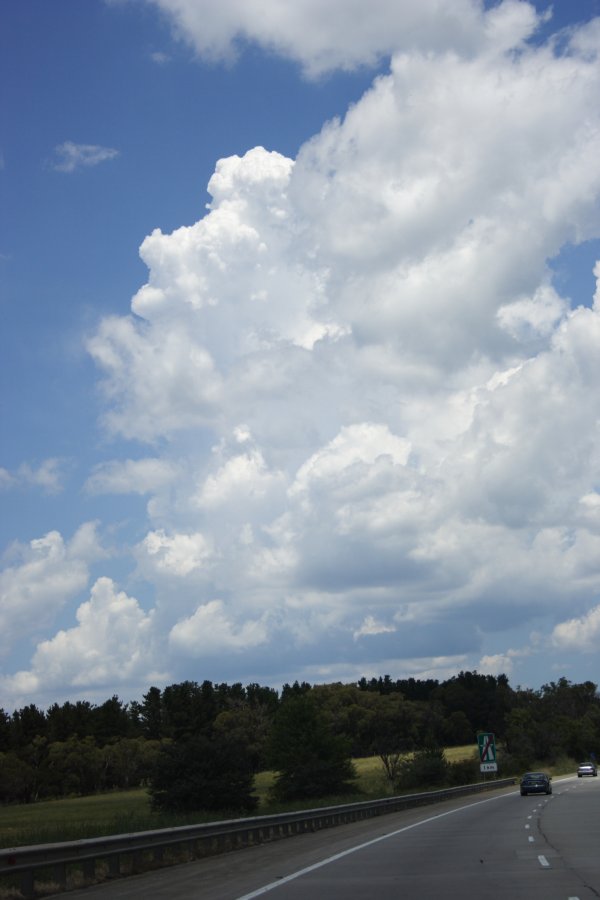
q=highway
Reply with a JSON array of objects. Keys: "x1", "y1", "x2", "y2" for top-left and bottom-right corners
[{"x1": 68, "y1": 776, "x2": 600, "y2": 899}]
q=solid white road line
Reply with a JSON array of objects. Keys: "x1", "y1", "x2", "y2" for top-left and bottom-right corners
[{"x1": 236, "y1": 792, "x2": 519, "y2": 899}]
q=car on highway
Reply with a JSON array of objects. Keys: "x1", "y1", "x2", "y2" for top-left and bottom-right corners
[
  {"x1": 577, "y1": 761, "x2": 597, "y2": 777},
  {"x1": 520, "y1": 771, "x2": 552, "y2": 795}
]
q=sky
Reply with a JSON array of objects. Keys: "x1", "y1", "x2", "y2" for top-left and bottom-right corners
[{"x1": 2, "y1": 0, "x2": 600, "y2": 713}]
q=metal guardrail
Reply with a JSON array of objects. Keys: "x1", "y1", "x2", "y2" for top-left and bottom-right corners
[{"x1": 0, "y1": 778, "x2": 515, "y2": 898}]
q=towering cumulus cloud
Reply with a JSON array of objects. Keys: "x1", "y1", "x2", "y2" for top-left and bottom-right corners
[
  {"x1": 6, "y1": 0, "x2": 600, "y2": 703},
  {"x1": 89, "y1": 2, "x2": 600, "y2": 683}
]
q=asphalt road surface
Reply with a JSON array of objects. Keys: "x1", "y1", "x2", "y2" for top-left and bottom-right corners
[{"x1": 67, "y1": 776, "x2": 600, "y2": 900}]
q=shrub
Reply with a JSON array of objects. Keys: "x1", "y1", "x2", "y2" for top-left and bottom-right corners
[
  {"x1": 445, "y1": 757, "x2": 480, "y2": 786},
  {"x1": 394, "y1": 746, "x2": 448, "y2": 790}
]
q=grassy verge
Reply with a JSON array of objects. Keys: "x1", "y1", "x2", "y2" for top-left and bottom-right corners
[
  {"x1": 0, "y1": 745, "x2": 481, "y2": 849},
  {"x1": 0, "y1": 791, "x2": 219, "y2": 849}
]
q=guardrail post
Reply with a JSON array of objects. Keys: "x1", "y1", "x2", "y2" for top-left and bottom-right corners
[
  {"x1": 53, "y1": 861, "x2": 67, "y2": 890},
  {"x1": 83, "y1": 857, "x2": 96, "y2": 881},
  {"x1": 20, "y1": 869, "x2": 34, "y2": 900}
]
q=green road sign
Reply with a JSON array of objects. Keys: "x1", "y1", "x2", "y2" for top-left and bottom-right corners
[{"x1": 478, "y1": 732, "x2": 496, "y2": 763}]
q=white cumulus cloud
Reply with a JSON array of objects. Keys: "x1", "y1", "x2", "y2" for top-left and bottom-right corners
[
  {"x1": 552, "y1": 604, "x2": 600, "y2": 653},
  {"x1": 139, "y1": 529, "x2": 214, "y2": 577},
  {"x1": 0, "y1": 524, "x2": 105, "y2": 652},
  {"x1": 169, "y1": 599, "x2": 269, "y2": 655},
  {"x1": 146, "y1": 0, "x2": 537, "y2": 77},
  {"x1": 0, "y1": 577, "x2": 162, "y2": 708},
  {"x1": 69, "y1": 4, "x2": 600, "y2": 689}
]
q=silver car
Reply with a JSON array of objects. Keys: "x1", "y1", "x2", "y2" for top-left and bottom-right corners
[{"x1": 577, "y1": 762, "x2": 597, "y2": 777}]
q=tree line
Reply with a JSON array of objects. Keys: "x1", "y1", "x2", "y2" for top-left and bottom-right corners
[{"x1": 1, "y1": 673, "x2": 598, "y2": 809}]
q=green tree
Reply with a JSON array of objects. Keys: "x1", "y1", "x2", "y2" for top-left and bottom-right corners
[
  {"x1": 10, "y1": 704, "x2": 46, "y2": 750},
  {"x1": 504, "y1": 705, "x2": 538, "y2": 766},
  {"x1": 45, "y1": 736, "x2": 103, "y2": 796},
  {"x1": 101, "y1": 737, "x2": 157, "y2": 790},
  {"x1": 46, "y1": 701, "x2": 95, "y2": 743},
  {"x1": 443, "y1": 710, "x2": 474, "y2": 746},
  {"x1": 360, "y1": 693, "x2": 420, "y2": 786},
  {"x1": 0, "y1": 709, "x2": 11, "y2": 752},
  {"x1": 0, "y1": 752, "x2": 35, "y2": 803},
  {"x1": 569, "y1": 707, "x2": 600, "y2": 760},
  {"x1": 213, "y1": 702, "x2": 272, "y2": 773},
  {"x1": 268, "y1": 693, "x2": 357, "y2": 801},
  {"x1": 136, "y1": 686, "x2": 164, "y2": 740},
  {"x1": 432, "y1": 671, "x2": 512, "y2": 738},
  {"x1": 311, "y1": 683, "x2": 381, "y2": 756},
  {"x1": 149, "y1": 733, "x2": 257, "y2": 813},
  {"x1": 23, "y1": 735, "x2": 49, "y2": 800},
  {"x1": 160, "y1": 680, "x2": 219, "y2": 740},
  {"x1": 92, "y1": 696, "x2": 131, "y2": 744}
]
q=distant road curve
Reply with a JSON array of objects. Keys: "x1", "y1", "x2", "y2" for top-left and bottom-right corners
[{"x1": 68, "y1": 777, "x2": 600, "y2": 900}]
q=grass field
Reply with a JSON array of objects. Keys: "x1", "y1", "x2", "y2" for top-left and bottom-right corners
[{"x1": 0, "y1": 745, "x2": 480, "y2": 849}]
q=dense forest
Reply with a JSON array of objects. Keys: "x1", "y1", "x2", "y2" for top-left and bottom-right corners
[{"x1": 1, "y1": 673, "x2": 598, "y2": 808}]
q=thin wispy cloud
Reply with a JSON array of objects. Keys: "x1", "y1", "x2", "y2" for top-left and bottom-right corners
[
  {"x1": 150, "y1": 50, "x2": 171, "y2": 64},
  {"x1": 0, "y1": 459, "x2": 68, "y2": 495},
  {"x1": 52, "y1": 141, "x2": 119, "y2": 173}
]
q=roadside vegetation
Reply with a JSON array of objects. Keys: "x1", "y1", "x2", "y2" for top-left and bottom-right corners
[
  {"x1": 0, "y1": 745, "x2": 582, "y2": 849},
  {"x1": 0, "y1": 747, "x2": 476, "y2": 848},
  {"x1": 1, "y1": 672, "x2": 598, "y2": 848}
]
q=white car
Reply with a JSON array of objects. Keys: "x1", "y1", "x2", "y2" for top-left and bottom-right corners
[{"x1": 577, "y1": 762, "x2": 597, "y2": 777}]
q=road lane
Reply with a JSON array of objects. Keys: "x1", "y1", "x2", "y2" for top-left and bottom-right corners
[
  {"x1": 62, "y1": 786, "x2": 519, "y2": 900},
  {"x1": 539, "y1": 774, "x2": 600, "y2": 891},
  {"x1": 64, "y1": 778, "x2": 600, "y2": 900},
  {"x1": 239, "y1": 776, "x2": 600, "y2": 900}
]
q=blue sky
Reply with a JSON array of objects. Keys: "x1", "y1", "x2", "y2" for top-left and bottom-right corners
[{"x1": 1, "y1": 0, "x2": 600, "y2": 711}]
